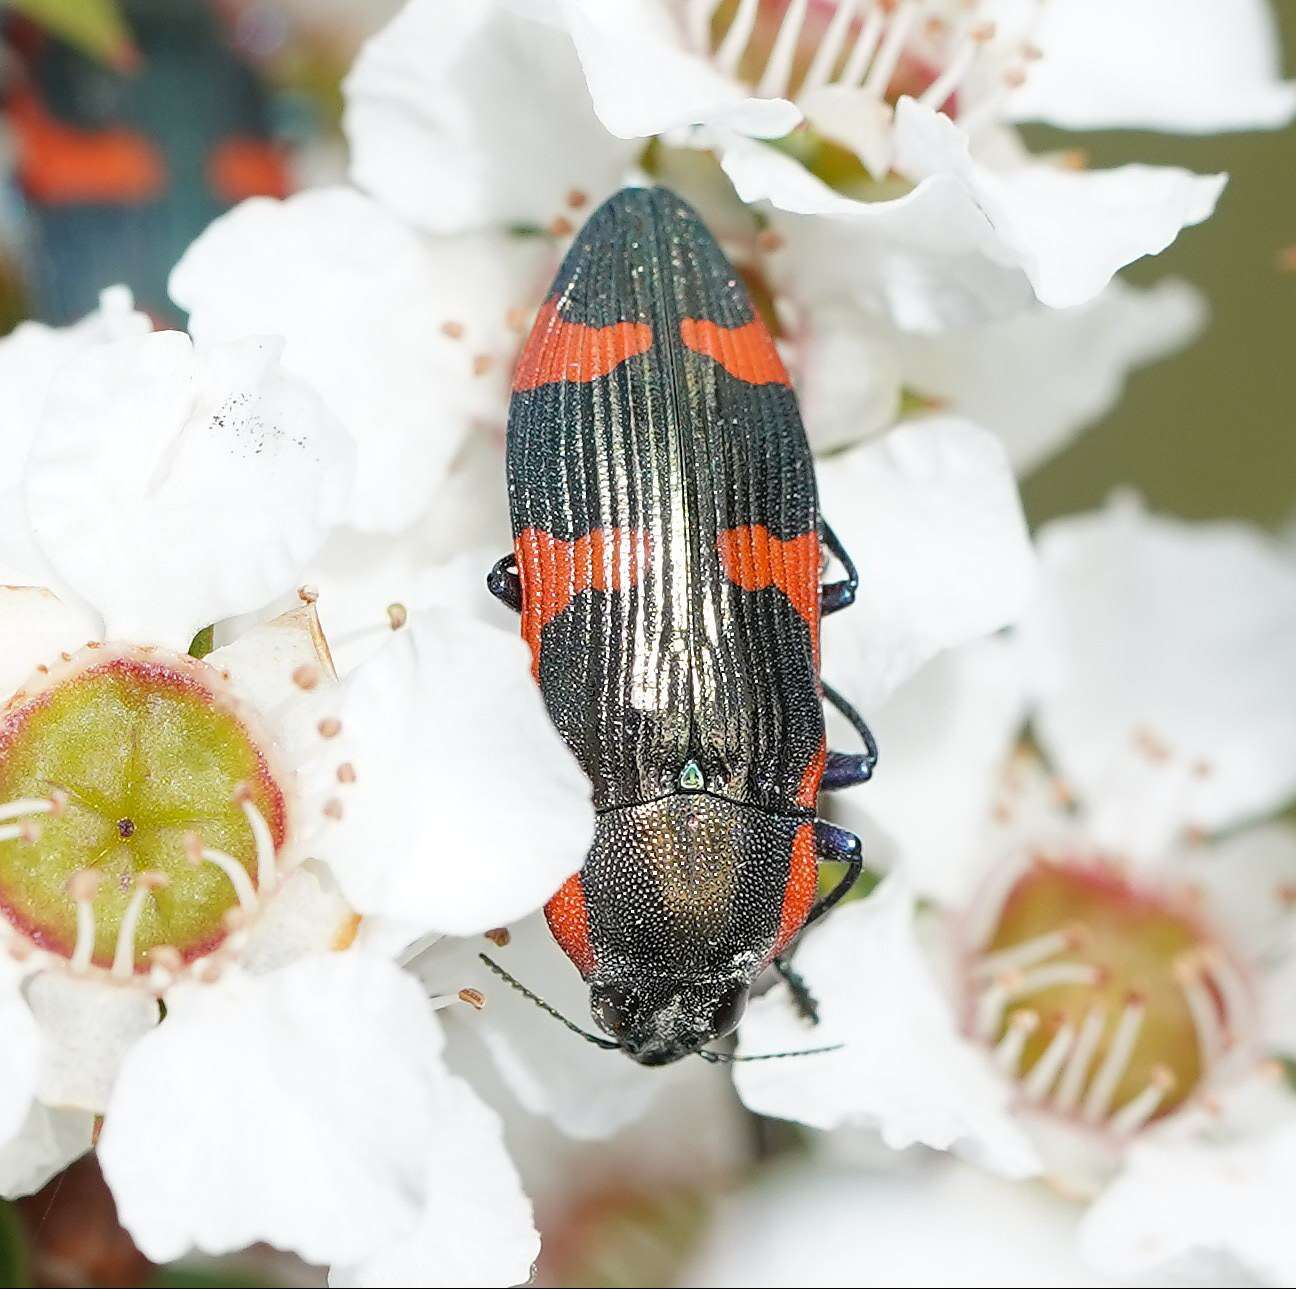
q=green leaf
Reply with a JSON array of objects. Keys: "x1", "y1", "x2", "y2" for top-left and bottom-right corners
[
  {"x1": 5, "y1": 0, "x2": 137, "y2": 72},
  {"x1": 187, "y1": 625, "x2": 215, "y2": 660},
  {"x1": 0, "y1": 1200, "x2": 29, "y2": 1289}
]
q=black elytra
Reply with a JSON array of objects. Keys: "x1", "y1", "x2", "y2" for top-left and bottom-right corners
[{"x1": 488, "y1": 187, "x2": 876, "y2": 1065}]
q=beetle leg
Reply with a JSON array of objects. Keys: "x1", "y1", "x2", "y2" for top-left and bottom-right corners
[
  {"x1": 769, "y1": 823, "x2": 865, "y2": 1023},
  {"x1": 820, "y1": 519, "x2": 858, "y2": 616},
  {"x1": 772, "y1": 954, "x2": 820, "y2": 1024},
  {"x1": 820, "y1": 680, "x2": 878, "y2": 787},
  {"x1": 487, "y1": 552, "x2": 522, "y2": 612},
  {"x1": 805, "y1": 820, "x2": 863, "y2": 928}
]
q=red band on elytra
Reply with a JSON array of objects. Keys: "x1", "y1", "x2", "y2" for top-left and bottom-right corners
[
  {"x1": 513, "y1": 299, "x2": 653, "y2": 391},
  {"x1": 717, "y1": 524, "x2": 820, "y2": 660},
  {"x1": 680, "y1": 317, "x2": 789, "y2": 386},
  {"x1": 514, "y1": 526, "x2": 653, "y2": 677}
]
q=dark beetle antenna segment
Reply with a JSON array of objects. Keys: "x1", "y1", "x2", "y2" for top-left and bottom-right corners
[
  {"x1": 477, "y1": 953, "x2": 620, "y2": 1050},
  {"x1": 697, "y1": 1043, "x2": 845, "y2": 1064}
]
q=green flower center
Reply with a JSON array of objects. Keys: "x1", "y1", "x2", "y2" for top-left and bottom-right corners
[
  {"x1": 0, "y1": 646, "x2": 287, "y2": 975},
  {"x1": 969, "y1": 856, "x2": 1248, "y2": 1133}
]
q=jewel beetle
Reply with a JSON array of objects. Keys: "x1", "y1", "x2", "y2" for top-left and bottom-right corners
[{"x1": 488, "y1": 187, "x2": 876, "y2": 1066}]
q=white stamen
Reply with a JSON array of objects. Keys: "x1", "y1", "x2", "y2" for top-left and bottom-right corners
[
  {"x1": 973, "y1": 926, "x2": 1076, "y2": 979},
  {"x1": 756, "y1": 0, "x2": 808, "y2": 98},
  {"x1": 239, "y1": 795, "x2": 278, "y2": 893},
  {"x1": 963, "y1": 854, "x2": 1029, "y2": 948},
  {"x1": 803, "y1": 0, "x2": 860, "y2": 95},
  {"x1": 1022, "y1": 1023, "x2": 1075, "y2": 1102},
  {"x1": 687, "y1": 0, "x2": 720, "y2": 53},
  {"x1": 1054, "y1": 1006, "x2": 1106, "y2": 1112},
  {"x1": 189, "y1": 837, "x2": 259, "y2": 912},
  {"x1": 68, "y1": 870, "x2": 102, "y2": 973},
  {"x1": 1109, "y1": 1067, "x2": 1175, "y2": 1136},
  {"x1": 428, "y1": 989, "x2": 485, "y2": 1012},
  {"x1": 0, "y1": 823, "x2": 36, "y2": 843},
  {"x1": 112, "y1": 873, "x2": 167, "y2": 979},
  {"x1": 1177, "y1": 955, "x2": 1223, "y2": 1064},
  {"x1": 0, "y1": 796, "x2": 59, "y2": 824},
  {"x1": 862, "y1": 0, "x2": 918, "y2": 101},
  {"x1": 1199, "y1": 947, "x2": 1252, "y2": 1040},
  {"x1": 1006, "y1": 961, "x2": 1101, "y2": 998},
  {"x1": 1082, "y1": 999, "x2": 1145, "y2": 1124},
  {"x1": 840, "y1": 5, "x2": 885, "y2": 87},
  {"x1": 917, "y1": 27, "x2": 988, "y2": 111},
  {"x1": 974, "y1": 978, "x2": 1009, "y2": 1041},
  {"x1": 716, "y1": 0, "x2": 760, "y2": 74},
  {"x1": 994, "y1": 1009, "x2": 1038, "y2": 1074}
]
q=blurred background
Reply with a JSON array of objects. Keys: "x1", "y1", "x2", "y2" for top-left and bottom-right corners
[{"x1": 0, "y1": 1, "x2": 1291, "y2": 1286}]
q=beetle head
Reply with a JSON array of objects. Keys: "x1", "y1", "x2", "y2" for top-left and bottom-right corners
[{"x1": 589, "y1": 976, "x2": 749, "y2": 1065}]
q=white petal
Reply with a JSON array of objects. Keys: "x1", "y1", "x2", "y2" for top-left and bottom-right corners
[
  {"x1": 99, "y1": 953, "x2": 465, "y2": 1266},
  {"x1": 343, "y1": 0, "x2": 636, "y2": 234},
  {"x1": 833, "y1": 638, "x2": 1026, "y2": 904},
  {"x1": 895, "y1": 277, "x2": 1207, "y2": 476},
  {"x1": 1081, "y1": 1121, "x2": 1296, "y2": 1286},
  {"x1": 0, "y1": 286, "x2": 150, "y2": 482},
  {"x1": 683, "y1": 1158, "x2": 1114, "y2": 1288},
  {"x1": 0, "y1": 586, "x2": 101, "y2": 699},
  {"x1": 239, "y1": 864, "x2": 357, "y2": 976},
  {"x1": 24, "y1": 331, "x2": 354, "y2": 649},
  {"x1": 0, "y1": 288, "x2": 151, "y2": 592},
  {"x1": 818, "y1": 416, "x2": 1036, "y2": 710},
  {"x1": 25, "y1": 973, "x2": 159, "y2": 1114},
  {"x1": 719, "y1": 130, "x2": 1026, "y2": 330},
  {"x1": 560, "y1": 0, "x2": 800, "y2": 139},
  {"x1": 1005, "y1": 0, "x2": 1296, "y2": 134},
  {"x1": 734, "y1": 877, "x2": 1039, "y2": 1177},
  {"x1": 1178, "y1": 824, "x2": 1296, "y2": 981},
  {"x1": 321, "y1": 610, "x2": 591, "y2": 936},
  {"x1": 413, "y1": 916, "x2": 669, "y2": 1139},
  {"x1": 791, "y1": 304, "x2": 900, "y2": 455},
  {"x1": 0, "y1": 965, "x2": 39, "y2": 1148},
  {"x1": 171, "y1": 188, "x2": 550, "y2": 534},
  {"x1": 208, "y1": 600, "x2": 335, "y2": 694},
  {"x1": 719, "y1": 108, "x2": 1222, "y2": 319},
  {"x1": 329, "y1": 1085, "x2": 537, "y2": 1288},
  {"x1": 892, "y1": 98, "x2": 1226, "y2": 310},
  {"x1": 1023, "y1": 502, "x2": 1296, "y2": 837},
  {"x1": 0, "y1": 1102, "x2": 94, "y2": 1200}
]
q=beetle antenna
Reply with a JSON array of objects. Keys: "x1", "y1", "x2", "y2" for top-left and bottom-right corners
[
  {"x1": 477, "y1": 953, "x2": 620, "y2": 1050},
  {"x1": 697, "y1": 1043, "x2": 844, "y2": 1064}
]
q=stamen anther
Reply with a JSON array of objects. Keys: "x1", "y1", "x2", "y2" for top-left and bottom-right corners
[
  {"x1": 318, "y1": 717, "x2": 342, "y2": 739},
  {"x1": 386, "y1": 603, "x2": 408, "y2": 631},
  {"x1": 292, "y1": 664, "x2": 320, "y2": 691},
  {"x1": 458, "y1": 987, "x2": 486, "y2": 1010}
]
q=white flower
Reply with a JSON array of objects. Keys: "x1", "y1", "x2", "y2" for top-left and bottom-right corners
[
  {"x1": 343, "y1": 0, "x2": 639, "y2": 235},
  {"x1": 170, "y1": 188, "x2": 555, "y2": 535},
  {"x1": 0, "y1": 299, "x2": 592, "y2": 1284},
  {"x1": 734, "y1": 499, "x2": 1296, "y2": 1284},
  {"x1": 441, "y1": 0, "x2": 1261, "y2": 315}
]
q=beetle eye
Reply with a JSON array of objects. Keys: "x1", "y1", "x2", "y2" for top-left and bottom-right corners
[
  {"x1": 709, "y1": 984, "x2": 748, "y2": 1038},
  {"x1": 591, "y1": 986, "x2": 633, "y2": 1039}
]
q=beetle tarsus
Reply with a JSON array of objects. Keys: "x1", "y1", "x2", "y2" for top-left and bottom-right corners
[
  {"x1": 773, "y1": 955, "x2": 821, "y2": 1024},
  {"x1": 823, "y1": 749, "x2": 873, "y2": 790},
  {"x1": 820, "y1": 519, "x2": 858, "y2": 617},
  {"x1": 487, "y1": 553, "x2": 522, "y2": 612}
]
